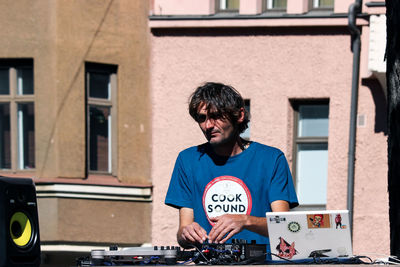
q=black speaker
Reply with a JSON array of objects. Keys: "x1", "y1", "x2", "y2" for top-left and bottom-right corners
[{"x1": 0, "y1": 177, "x2": 41, "y2": 267}]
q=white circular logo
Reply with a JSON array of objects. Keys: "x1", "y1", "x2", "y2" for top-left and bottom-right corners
[
  {"x1": 288, "y1": 221, "x2": 301, "y2": 233},
  {"x1": 203, "y1": 176, "x2": 252, "y2": 225}
]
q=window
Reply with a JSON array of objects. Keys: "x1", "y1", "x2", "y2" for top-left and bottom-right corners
[
  {"x1": 0, "y1": 59, "x2": 35, "y2": 170},
  {"x1": 240, "y1": 99, "x2": 250, "y2": 140},
  {"x1": 292, "y1": 101, "x2": 329, "y2": 208},
  {"x1": 265, "y1": 0, "x2": 287, "y2": 11},
  {"x1": 216, "y1": 0, "x2": 239, "y2": 12},
  {"x1": 310, "y1": 0, "x2": 334, "y2": 10},
  {"x1": 85, "y1": 63, "x2": 117, "y2": 174}
]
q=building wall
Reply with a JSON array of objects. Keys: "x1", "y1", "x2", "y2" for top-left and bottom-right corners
[
  {"x1": 150, "y1": 0, "x2": 389, "y2": 258},
  {"x1": 38, "y1": 198, "x2": 151, "y2": 244},
  {"x1": 0, "y1": 0, "x2": 151, "y2": 180},
  {"x1": 0, "y1": 1, "x2": 152, "y2": 264}
]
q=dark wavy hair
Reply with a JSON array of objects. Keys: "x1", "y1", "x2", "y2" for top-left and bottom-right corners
[{"x1": 188, "y1": 82, "x2": 250, "y2": 134}]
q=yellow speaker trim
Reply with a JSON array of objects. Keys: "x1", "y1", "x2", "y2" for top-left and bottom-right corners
[{"x1": 10, "y1": 211, "x2": 32, "y2": 247}]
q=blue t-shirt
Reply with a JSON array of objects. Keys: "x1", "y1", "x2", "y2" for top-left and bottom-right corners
[{"x1": 165, "y1": 142, "x2": 298, "y2": 247}]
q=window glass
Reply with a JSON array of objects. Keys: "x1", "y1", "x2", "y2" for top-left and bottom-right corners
[
  {"x1": 226, "y1": 0, "x2": 239, "y2": 9},
  {"x1": 319, "y1": 0, "x2": 334, "y2": 8},
  {"x1": 293, "y1": 102, "x2": 329, "y2": 208},
  {"x1": 18, "y1": 103, "x2": 35, "y2": 169},
  {"x1": 86, "y1": 63, "x2": 116, "y2": 174},
  {"x1": 298, "y1": 105, "x2": 329, "y2": 137},
  {"x1": 296, "y1": 143, "x2": 328, "y2": 205},
  {"x1": 0, "y1": 103, "x2": 11, "y2": 169},
  {"x1": 0, "y1": 68, "x2": 9, "y2": 95},
  {"x1": 0, "y1": 60, "x2": 35, "y2": 170},
  {"x1": 218, "y1": 0, "x2": 239, "y2": 11},
  {"x1": 266, "y1": 0, "x2": 287, "y2": 9},
  {"x1": 312, "y1": 0, "x2": 334, "y2": 9},
  {"x1": 89, "y1": 106, "x2": 110, "y2": 172},
  {"x1": 17, "y1": 67, "x2": 34, "y2": 95},
  {"x1": 89, "y1": 72, "x2": 110, "y2": 99}
]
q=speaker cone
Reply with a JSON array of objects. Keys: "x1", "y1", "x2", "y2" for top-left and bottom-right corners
[{"x1": 9, "y1": 211, "x2": 33, "y2": 248}]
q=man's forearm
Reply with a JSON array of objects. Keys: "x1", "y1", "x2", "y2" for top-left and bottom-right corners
[
  {"x1": 243, "y1": 198, "x2": 290, "y2": 237},
  {"x1": 243, "y1": 215, "x2": 269, "y2": 237}
]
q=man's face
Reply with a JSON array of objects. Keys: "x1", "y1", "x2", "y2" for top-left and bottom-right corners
[{"x1": 196, "y1": 103, "x2": 238, "y2": 147}]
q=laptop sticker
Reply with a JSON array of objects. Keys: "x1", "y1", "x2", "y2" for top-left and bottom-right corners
[
  {"x1": 288, "y1": 221, "x2": 301, "y2": 233},
  {"x1": 307, "y1": 214, "x2": 331, "y2": 228},
  {"x1": 335, "y1": 213, "x2": 347, "y2": 229},
  {"x1": 276, "y1": 237, "x2": 298, "y2": 259},
  {"x1": 269, "y1": 216, "x2": 286, "y2": 223}
]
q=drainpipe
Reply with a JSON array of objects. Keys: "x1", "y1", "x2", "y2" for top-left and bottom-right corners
[{"x1": 347, "y1": 0, "x2": 362, "y2": 238}]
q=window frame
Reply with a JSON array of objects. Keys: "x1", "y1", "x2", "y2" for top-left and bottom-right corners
[
  {"x1": 0, "y1": 59, "x2": 35, "y2": 171},
  {"x1": 292, "y1": 99, "x2": 329, "y2": 210},
  {"x1": 85, "y1": 62, "x2": 118, "y2": 176},
  {"x1": 216, "y1": 0, "x2": 240, "y2": 13}
]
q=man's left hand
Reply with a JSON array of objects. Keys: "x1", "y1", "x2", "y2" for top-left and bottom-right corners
[{"x1": 208, "y1": 214, "x2": 248, "y2": 244}]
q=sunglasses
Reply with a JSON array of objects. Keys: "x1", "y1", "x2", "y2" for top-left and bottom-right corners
[{"x1": 195, "y1": 112, "x2": 225, "y2": 123}]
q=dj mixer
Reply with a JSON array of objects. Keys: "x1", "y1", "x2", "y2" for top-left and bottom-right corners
[{"x1": 77, "y1": 239, "x2": 266, "y2": 266}]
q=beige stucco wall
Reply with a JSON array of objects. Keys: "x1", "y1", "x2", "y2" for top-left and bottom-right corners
[
  {"x1": 0, "y1": 0, "x2": 152, "y2": 247},
  {"x1": 0, "y1": 0, "x2": 151, "y2": 182},
  {"x1": 0, "y1": 0, "x2": 58, "y2": 176},
  {"x1": 150, "y1": 26, "x2": 389, "y2": 256},
  {"x1": 52, "y1": 0, "x2": 152, "y2": 183},
  {"x1": 38, "y1": 198, "x2": 151, "y2": 244}
]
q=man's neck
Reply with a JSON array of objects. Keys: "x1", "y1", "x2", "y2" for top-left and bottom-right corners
[{"x1": 211, "y1": 137, "x2": 248, "y2": 157}]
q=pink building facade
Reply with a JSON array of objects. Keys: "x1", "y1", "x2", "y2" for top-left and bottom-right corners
[{"x1": 149, "y1": 0, "x2": 389, "y2": 258}]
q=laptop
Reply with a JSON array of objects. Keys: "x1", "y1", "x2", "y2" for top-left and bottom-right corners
[{"x1": 266, "y1": 210, "x2": 353, "y2": 263}]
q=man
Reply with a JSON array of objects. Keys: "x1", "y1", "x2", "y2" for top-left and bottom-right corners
[{"x1": 165, "y1": 82, "x2": 298, "y2": 249}]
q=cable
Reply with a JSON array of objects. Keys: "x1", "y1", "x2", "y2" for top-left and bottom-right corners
[
  {"x1": 269, "y1": 253, "x2": 375, "y2": 265},
  {"x1": 269, "y1": 252, "x2": 298, "y2": 263},
  {"x1": 179, "y1": 255, "x2": 198, "y2": 265},
  {"x1": 178, "y1": 248, "x2": 199, "y2": 265},
  {"x1": 353, "y1": 253, "x2": 400, "y2": 265},
  {"x1": 143, "y1": 256, "x2": 159, "y2": 264},
  {"x1": 188, "y1": 244, "x2": 212, "y2": 264},
  {"x1": 352, "y1": 255, "x2": 373, "y2": 264}
]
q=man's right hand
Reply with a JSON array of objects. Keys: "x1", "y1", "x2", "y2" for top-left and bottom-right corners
[
  {"x1": 178, "y1": 222, "x2": 208, "y2": 246},
  {"x1": 178, "y1": 208, "x2": 208, "y2": 248}
]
